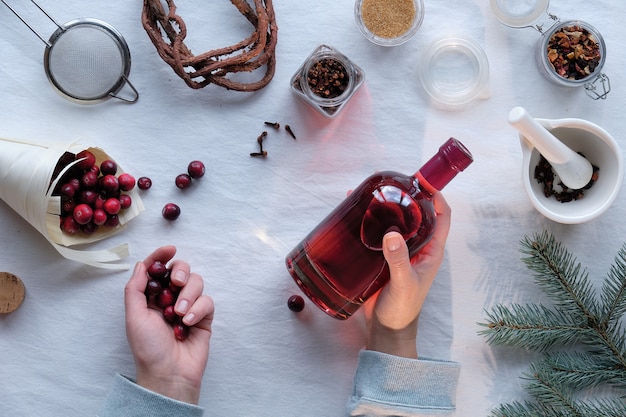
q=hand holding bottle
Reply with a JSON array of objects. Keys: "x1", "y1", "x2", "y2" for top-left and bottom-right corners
[
  {"x1": 364, "y1": 192, "x2": 451, "y2": 359},
  {"x1": 124, "y1": 245, "x2": 215, "y2": 404}
]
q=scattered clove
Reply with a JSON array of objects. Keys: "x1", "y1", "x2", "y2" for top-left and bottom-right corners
[
  {"x1": 285, "y1": 124, "x2": 297, "y2": 140},
  {"x1": 264, "y1": 121, "x2": 280, "y2": 129},
  {"x1": 250, "y1": 151, "x2": 268, "y2": 158}
]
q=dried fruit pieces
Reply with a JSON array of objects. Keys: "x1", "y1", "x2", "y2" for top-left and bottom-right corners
[
  {"x1": 547, "y1": 24, "x2": 601, "y2": 80},
  {"x1": 534, "y1": 154, "x2": 599, "y2": 203}
]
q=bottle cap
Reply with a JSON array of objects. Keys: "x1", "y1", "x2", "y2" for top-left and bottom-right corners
[{"x1": 419, "y1": 138, "x2": 473, "y2": 190}]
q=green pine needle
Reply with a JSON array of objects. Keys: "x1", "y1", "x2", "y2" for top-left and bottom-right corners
[{"x1": 479, "y1": 231, "x2": 626, "y2": 415}]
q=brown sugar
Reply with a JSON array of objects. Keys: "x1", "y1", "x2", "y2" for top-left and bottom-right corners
[{"x1": 361, "y1": 0, "x2": 416, "y2": 39}]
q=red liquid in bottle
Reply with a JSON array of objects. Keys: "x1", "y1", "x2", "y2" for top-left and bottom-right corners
[{"x1": 286, "y1": 138, "x2": 473, "y2": 319}]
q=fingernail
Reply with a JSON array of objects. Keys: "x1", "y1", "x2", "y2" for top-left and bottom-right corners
[
  {"x1": 386, "y1": 233, "x2": 403, "y2": 251},
  {"x1": 177, "y1": 299, "x2": 189, "y2": 314},
  {"x1": 174, "y1": 269, "x2": 187, "y2": 285},
  {"x1": 183, "y1": 312, "x2": 195, "y2": 326}
]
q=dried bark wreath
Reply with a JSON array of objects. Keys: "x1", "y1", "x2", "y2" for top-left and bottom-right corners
[{"x1": 142, "y1": 0, "x2": 277, "y2": 92}]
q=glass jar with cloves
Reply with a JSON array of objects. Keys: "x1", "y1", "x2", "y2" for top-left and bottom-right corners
[{"x1": 290, "y1": 44, "x2": 365, "y2": 118}]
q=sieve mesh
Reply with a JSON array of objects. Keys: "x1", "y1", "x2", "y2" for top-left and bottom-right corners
[{"x1": 46, "y1": 24, "x2": 126, "y2": 101}]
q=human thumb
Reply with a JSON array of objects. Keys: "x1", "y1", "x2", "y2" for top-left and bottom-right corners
[{"x1": 382, "y1": 231, "x2": 414, "y2": 289}]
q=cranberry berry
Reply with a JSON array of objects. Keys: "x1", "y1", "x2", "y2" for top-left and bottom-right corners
[
  {"x1": 287, "y1": 295, "x2": 305, "y2": 312},
  {"x1": 175, "y1": 174, "x2": 192, "y2": 189},
  {"x1": 100, "y1": 159, "x2": 118, "y2": 176},
  {"x1": 118, "y1": 173, "x2": 136, "y2": 191},
  {"x1": 157, "y1": 288, "x2": 176, "y2": 308},
  {"x1": 73, "y1": 203, "x2": 93, "y2": 225},
  {"x1": 137, "y1": 176, "x2": 152, "y2": 190},
  {"x1": 187, "y1": 160, "x2": 205, "y2": 179},
  {"x1": 147, "y1": 261, "x2": 168, "y2": 279},
  {"x1": 81, "y1": 171, "x2": 98, "y2": 189},
  {"x1": 103, "y1": 198, "x2": 121, "y2": 215},
  {"x1": 100, "y1": 175, "x2": 119, "y2": 194},
  {"x1": 92, "y1": 209, "x2": 108, "y2": 226},
  {"x1": 162, "y1": 305, "x2": 179, "y2": 324},
  {"x1": 145, "y1": 279, "x2": 163, "y2": 297},
  {"x1": 173, "y1": 323, "x2": 190, "y2": 341},
  {"x1": 162, "y1": 203, "x2": 181, "y2": 221},
  {"x1": 75, "y1": 150, "x2": 96, "y2": 170}
]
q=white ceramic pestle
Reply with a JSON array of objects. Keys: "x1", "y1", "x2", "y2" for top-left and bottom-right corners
[{"x1": 508, "y1": 107, "x2": 594, "y2": 190}]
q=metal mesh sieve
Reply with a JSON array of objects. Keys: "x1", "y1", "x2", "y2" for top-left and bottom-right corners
[{"x1": 1, "y1": 1, "x2": 138, "y2": 104}]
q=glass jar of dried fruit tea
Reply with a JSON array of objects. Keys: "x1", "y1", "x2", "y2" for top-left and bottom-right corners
[
  {"x1": 490, "y1": 0, "x2": 610, "y2": 100},
  {"x1": 290, "y1": 44, "x2": 365, "y2": 118}
]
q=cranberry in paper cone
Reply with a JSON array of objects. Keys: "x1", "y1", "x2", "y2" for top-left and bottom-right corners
[{"x1": 0, "y1": 137, "x2": 144, "y2": 269}]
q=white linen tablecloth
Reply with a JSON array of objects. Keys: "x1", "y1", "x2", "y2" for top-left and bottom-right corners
[{"x1": 1, "y1": 1, "x2": 624, "y2": 416}]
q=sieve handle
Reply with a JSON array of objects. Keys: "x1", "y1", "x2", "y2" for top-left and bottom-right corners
[{"x1": 109, "y1": 76, "x2": 139, "y2": 104}]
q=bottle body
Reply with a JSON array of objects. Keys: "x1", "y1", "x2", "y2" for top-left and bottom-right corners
[
  {"x1": 286, "y1": 171, "x2": 437, "y2": 319},
  {"x1": 285, "y1": 138, "x2": 473, "y2": 320}
]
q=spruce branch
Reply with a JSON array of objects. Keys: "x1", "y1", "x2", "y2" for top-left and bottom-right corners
[
  {"x1": 520, "y1": 231, "x2": 599, "y2": 321},
  {"x1": 479, "y1": 303, "x2": 591, "y2": 351},
  {"x1": 479, "y1": 231, "x2": 626, "y2": 415}
]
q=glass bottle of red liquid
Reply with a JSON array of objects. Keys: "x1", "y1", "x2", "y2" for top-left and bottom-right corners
[{"x1": 285, "y1": 137, "x2": 473, "y2": 319}]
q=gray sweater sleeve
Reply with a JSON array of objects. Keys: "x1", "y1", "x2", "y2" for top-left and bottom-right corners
[
  {"x1": 346, "y1": 350, "x2": 461, "y2": 417},
  {"x1": 97, "y1": 374, "x2": 204, "y2": 417}
]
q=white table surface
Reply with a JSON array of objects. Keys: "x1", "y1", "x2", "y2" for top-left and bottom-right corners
[{"x1": 1, "y1": 1, "x2": 625, "y2": 416}]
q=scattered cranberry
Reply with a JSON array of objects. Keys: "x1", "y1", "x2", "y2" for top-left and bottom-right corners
[
  {"x1": 118, "y1": 173, "x2": 136, "y2": 191},
  {"x1": 287, "y1": 295, "x2": 305, "y2": 312},
  {"x1": 73, "y1": 203, "x2": 93, "y2": 225},
  {"x1": 100, "y1": 159, "x2": 118, "y2": 176},
  {"x1": 147, "y1": 261, "x2": 168, "y2": 279},
  {"x1": 162, "y1": 203, "x2": 181, "y2": 221},
  {"x1": 175, "y1": 173, "x2": 192, "y2": 189},
  {"x1": 173, "y1": 323, "x2": 190, "y2": 341},
  {"x1": 187, "y1": 160, "x2": 205, "y2": 179},
  {"x1": 137, "y1": 176, "x2": 152, "y2": 190},
  {"x1": 75, "y1": 150, "x2": 96, "y2": 170}
]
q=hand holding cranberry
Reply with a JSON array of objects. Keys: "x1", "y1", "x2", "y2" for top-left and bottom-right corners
[
  {"x1": 124, "y1": 245, "x2": 214, "y2": 404},
  {"x1": 364, "y1": 192, "x2": 451, "y2": 360}
]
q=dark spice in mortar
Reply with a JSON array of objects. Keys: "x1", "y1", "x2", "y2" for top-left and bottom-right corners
[
  {"x1": 547, "y1": 25, "x2": 601, "y2": 80},
  {"x1": 307, "y1": 58, "x2": 349, "y2": 99},
  {"x1": 534, "y1": 154, "x2": 599, "y2": 203}
]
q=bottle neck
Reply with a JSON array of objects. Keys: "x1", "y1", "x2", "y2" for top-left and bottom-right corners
[{"x1": 414, "y1": 138, "x2": 473, "y2": 191}]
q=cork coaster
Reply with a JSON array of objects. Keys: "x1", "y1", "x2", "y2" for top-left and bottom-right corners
[{"x1": 0, "y1": 272, "x2": 26, "y2": 314}]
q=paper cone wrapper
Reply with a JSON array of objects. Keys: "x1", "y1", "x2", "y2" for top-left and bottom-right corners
[{"x1": 0, "y1": 137, "x2": 144, "y2": 269}]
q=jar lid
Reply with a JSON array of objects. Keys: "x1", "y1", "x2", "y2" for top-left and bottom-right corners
[
  {"x1": 418, "y1": 36, "x2": 489, "y2": 109},
  {"x1": 490, "y1": 0, "x2": 550, "y2": 28}
]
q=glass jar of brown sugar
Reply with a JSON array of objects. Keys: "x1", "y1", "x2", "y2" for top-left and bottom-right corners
[
  {"x1": 354, "y1": 0, "x2": 425, "y2": 46},
  {"x1": 290, "y1": 45, "x2": 365, "y2": 118}
]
